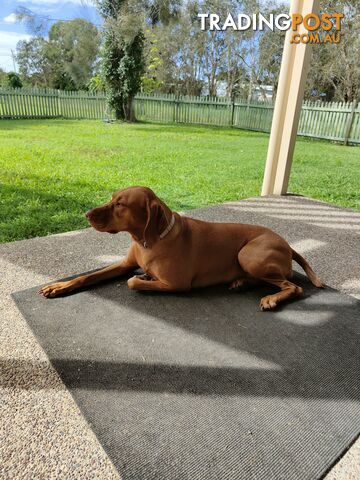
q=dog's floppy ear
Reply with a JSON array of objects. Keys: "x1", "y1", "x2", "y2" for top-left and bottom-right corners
[{"x1": 142, "y1": 197, "x2": 168, "y2": 247}]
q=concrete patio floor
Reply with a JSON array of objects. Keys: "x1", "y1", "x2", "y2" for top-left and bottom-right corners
[{"x1": 1, "y1": 195, "x2": 359, "y2": 479}]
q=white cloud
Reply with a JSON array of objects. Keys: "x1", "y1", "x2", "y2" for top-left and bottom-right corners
[
  {"x1": 4, "y1": 13, "x2": 17, "y2": 24},
  {"x1": 0, "y1": 31, "x2": 31, "y2": 72}
]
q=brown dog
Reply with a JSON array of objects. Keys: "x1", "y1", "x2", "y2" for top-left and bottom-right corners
[{"x1": 39, "y1": 186, "x2": 324, "y2": 310}]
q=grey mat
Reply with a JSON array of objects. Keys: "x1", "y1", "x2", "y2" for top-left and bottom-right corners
[{"x1": 13, "y1": 273, "x2": 360, "y2": 480}]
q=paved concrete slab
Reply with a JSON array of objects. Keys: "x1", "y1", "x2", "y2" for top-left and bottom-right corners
[{"x1": 0, "y1": 195, "x2": 359, "y2": 479}]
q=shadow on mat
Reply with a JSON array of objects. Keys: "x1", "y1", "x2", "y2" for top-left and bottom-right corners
[{"x1": 9, "y1": 273, "x2": 360, "y2": 401}]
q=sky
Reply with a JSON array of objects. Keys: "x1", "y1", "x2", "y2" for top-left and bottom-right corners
[{"x1": 0, "y1": 0, "x2": 101, "y2": 71}]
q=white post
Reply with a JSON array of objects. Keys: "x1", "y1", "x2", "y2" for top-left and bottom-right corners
[{"x1": 261, "y1": 0, "x2": 320, "y2": 196}]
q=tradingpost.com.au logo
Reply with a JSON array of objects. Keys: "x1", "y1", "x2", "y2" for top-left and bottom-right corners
[{"x1": 198, "y1": 13, "x2": 344, "y2": 44}]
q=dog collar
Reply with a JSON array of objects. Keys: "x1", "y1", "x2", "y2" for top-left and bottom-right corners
[
  {"x1": 142, "y1": 214, "x2": 175, "y2": 248},
  {"x1": 159, "y1": 214, "x2": 175, "y2": 239}
]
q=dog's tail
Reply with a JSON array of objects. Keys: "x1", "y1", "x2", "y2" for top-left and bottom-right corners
[{"x1": 291, "y1": 248, "x2": 324, "y2": 288}]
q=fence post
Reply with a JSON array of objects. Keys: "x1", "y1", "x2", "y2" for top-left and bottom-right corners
[
  {"x1": 231, "y1": 98, "x2": 235, "y2": 126},
  {"x1": 173, "y1": 95, "x2": 180, "y2": 123},
  {"x1": 344, "y1": 100, "x2": 357, "y2": 145},
  {"x1": 57, "y1": 89, "x2": 61, "y2": 118}
]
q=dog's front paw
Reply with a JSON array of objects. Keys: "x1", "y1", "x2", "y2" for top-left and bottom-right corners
[
  {"x1": 260, "y1": 295, "x2": 278, "y2": 311},
  {"x1": 39, "y1": 281, "x2": 73, "y2": 298}
]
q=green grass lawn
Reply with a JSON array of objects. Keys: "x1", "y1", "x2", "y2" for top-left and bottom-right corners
[{"x1": 0, "y1": 119, "x2": 359, "y2": 243}]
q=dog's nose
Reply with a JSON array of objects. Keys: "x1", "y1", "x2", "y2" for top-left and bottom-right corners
[{"x1": 85, "y1": 210, "x2": 92, "y2": 219}]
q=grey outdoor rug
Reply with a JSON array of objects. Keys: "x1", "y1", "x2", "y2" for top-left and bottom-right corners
[{"x1": 13, "y1": 272, "x2": 360, "y2": 480}]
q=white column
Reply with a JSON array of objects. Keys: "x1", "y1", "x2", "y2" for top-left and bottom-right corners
[{"x1": 261, "y1": 0, "x2": 320, "y2": 196}]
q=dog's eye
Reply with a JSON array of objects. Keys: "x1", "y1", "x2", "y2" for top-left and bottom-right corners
[{"x1": 116, "y1": 201, "x2": 125, "y2": 207}]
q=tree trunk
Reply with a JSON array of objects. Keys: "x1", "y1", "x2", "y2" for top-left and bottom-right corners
[
  {"x1": 115, "y1": 106, "x2": 124, "y2": 120},
  {"x1": 123, "y1": 96, "x2": 136, "y2": 122},
  {"x1": 113, "y1": 96, "x2": 136, "y2": 122}
]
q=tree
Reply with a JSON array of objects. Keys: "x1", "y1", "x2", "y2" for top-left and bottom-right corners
[
  {"x1": 168, "y1": 1, "x2": 205, "y2": 95},
  {"x1": 97, "y1": 0, "x2": 180, "y2": 120},
  {"x1": 222, "y1": 29, "x2": 249, "y2": 99},
  {"x1": 7, "y1": 72, "x2": 23, "y2": 88},
  {"x1": 258, "y1": 3, "x2": 288, "y2": 98},
  {"x1": 305, "y1": 1, "x2": 360, "y2": 102},
  {"x1": 257, "y1": 1, "x2": 360, "y2": 102},
  {"x1": 96, "y1": 0, "x2": 145, "y2": 120},
  {"x1": 0, "y1": 68, "x2": 7, "y2": 87},
  {"x1": 16, "y1": 37, "x2": 52, "y2": 87},
  {"x1": 140, "y1": 0, "x2": 260, "y2": 97},
  {"x1": 145, "y1": 14, "x2": 197, "y2": 95},
  {"x1": 257, "y1": 0, "x2": 360, "y2": 102},
  {"x1": 47, "y1": 19, "x2": 100, "y2": 90},
  {"x1": 16, "y1": 18, "x2": 100, "y2": 90}
]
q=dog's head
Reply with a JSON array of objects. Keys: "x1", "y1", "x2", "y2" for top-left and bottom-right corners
[{"x1": 86, "y1": 186, "x2": 172, "y2": 245}]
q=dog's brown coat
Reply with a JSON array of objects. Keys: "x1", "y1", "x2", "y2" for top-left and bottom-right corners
[{"x1": 39, "y1": 186, "x2": 323, "y2": 310}]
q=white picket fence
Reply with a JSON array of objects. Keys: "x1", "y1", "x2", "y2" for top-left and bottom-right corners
[
  {"x1": 134, "y1": 94, "x2": 360, "y2": 145},
  {"x1": 0, "y1": 88, "x2": 359, "y2": 144}
]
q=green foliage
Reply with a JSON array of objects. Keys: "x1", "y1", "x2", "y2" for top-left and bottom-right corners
[
  {"x1": 142, "y1": 0, "x2": 258, "y2": 97},
  {"x1": 88, "y1": 75, "x2": 106, "y2": 92},
  {"x1": 48, "y1": 19, "x2": 100, "y2": 90},
  {"x1": 7, "y1": 72, "x2": 23, "y2": 88},
  {"x1": 258, "y1": 0, "x2": 360, "y2": 102},
  {"x1": 98, "y1": 0, "x2": 145, "y2": 121},
  {"x1": 305, "y1": 0, "x2": 360, "y2": 101},
  {"x1": 16, "y1": 37, "x2": 51, "y2": 87},
  {"x1": 0, "y1": 68, "x2": 7, "y2": 87},
  {"x1": 258, "y1": 2, "x2": 287, "y2": 97},
  {"x1": 11, "y1": 0, "x2": 360, "y2": 102},
  {"x1": 141, "y1": 29, "x2": 164, "y2": 92},
  {"x1": 96, "y1": 0, "x2": 180, "y2": 120},
  {"x1": 102, "y1": 28, "x2": 145, "y2": 120},
  {"x1": 141, "y1": 76, "x2": 164, "y2": 93},
  {"x1": 134, "y1": 0, "x2": 359, "y2": 100},
  {"x1": 0, "y1": 119, "x2": 359, "y2": 243},
  {"x1": 15, "y1": 19, "x2": 100, "y2": 90}
]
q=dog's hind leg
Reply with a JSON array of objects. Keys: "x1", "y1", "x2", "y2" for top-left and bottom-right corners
[
  {"x1": 257, "y1": 278, "x2": 303, "y2": 311},
  {"x1": 237, "y1": 235, "x2": 303, "y2": 310}
]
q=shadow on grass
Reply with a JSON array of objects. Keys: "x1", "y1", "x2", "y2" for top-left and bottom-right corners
[
  {"x1": 0, "y1": 118, "x2": 105, "y2": 130},
  {"x1": 0, "y1": 179, "x2": 211, "y2": 242},
  {"x1": 0, "y1": 181, "x2": 92, "y2": 243}
]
